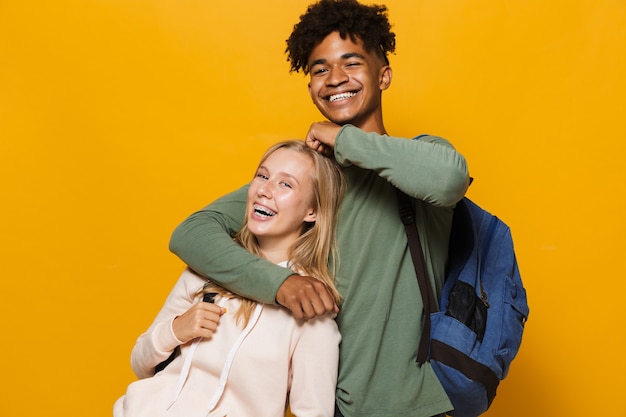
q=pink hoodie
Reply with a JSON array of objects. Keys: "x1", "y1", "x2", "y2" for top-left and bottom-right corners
[{"x1": 114, "y1": 267, "x2": 340, "y2": 417}]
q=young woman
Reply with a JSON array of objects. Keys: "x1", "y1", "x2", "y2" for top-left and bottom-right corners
[{"x1": 114, "y1": 140, "x2": 345, "y2": 417}]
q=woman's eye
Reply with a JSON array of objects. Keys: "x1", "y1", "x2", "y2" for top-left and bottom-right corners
[
  {"x1": 280, "y1": 181, "x2": 292, "y2": 189},
  {"x1": 256, "y1": 173, "x2": 268, "y2": 180}
]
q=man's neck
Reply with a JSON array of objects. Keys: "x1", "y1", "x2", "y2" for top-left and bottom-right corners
[{"x1": 351, "y1": 116, "x2": 386, "y2": 135}]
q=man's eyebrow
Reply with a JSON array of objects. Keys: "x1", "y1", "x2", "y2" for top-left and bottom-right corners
[
  {"x1": 342, "y1": 52, "x2": 366, "y2": 60},
  {"x1": 310, "y1": 58, "x2": 327, "y2": 67},
  {"x1": 309, "y1": 52, "x2": 366, "y2": 68}
]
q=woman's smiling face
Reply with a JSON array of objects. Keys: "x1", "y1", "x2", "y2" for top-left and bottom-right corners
[{"x1": 246, "y1": 147, "x2": 317, "y2": 253}]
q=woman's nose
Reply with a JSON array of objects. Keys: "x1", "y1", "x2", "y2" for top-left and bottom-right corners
[{"x1": 257, "y1": 182, "x2": 272, "y2": 198}]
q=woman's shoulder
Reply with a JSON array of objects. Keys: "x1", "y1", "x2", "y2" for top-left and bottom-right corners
[
  {"x1": 176, "y1": 268, "x2": 210, "y2": 296},
  {"x1": 262, "y1": 305, "x2": 339, "y2": 334}
]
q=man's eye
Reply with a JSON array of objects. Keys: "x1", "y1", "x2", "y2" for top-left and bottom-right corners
[{"x1": 312, "y1": 67, "x2": 327, "y2": 75}]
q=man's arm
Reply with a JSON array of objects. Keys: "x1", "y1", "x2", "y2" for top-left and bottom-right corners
[
  {"x1": 169, "y1": 185, "x2": 338, "y2": 318},
  {"x1": 169, "y1": 185, "x2": 292, "y2": 303},
  {"x1": 307, "y1": 123, "x2": 470, "y2": 206}
]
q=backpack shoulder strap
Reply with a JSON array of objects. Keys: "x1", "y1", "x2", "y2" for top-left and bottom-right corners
[{"x1": 395, "y1": 188, "x2": 436, "y2": 364}]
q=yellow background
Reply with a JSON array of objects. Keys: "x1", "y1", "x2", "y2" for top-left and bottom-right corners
[{"x1": 1, "y1": 0, "x2": 625, "y2": 416}]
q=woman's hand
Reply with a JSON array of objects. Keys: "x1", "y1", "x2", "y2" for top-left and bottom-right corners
[{"x1": 172, "y1": 302, "x2": 226, "y2": 343}]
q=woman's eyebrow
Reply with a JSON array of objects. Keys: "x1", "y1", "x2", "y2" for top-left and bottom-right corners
[
  {"x1": 277, "y1": 171, "x2": 300, "y2": 185},
  {"x1": 257, "y1": 165, "x2": 300, "y2": 185}
]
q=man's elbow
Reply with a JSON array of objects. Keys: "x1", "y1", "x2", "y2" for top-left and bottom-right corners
[
  {"x1": 439, "y1": 162, "x2": 470, "y2": 207},
  {"x1": 169, "y1": 220, "x2": 189, "y2": 257}
]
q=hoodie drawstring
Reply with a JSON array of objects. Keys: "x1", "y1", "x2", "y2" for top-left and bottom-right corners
[{"x1": 166, "y1": 299, "x2": 263, "y2": 413}]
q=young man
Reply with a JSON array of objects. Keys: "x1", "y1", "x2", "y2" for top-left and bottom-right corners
[{"x1": 170, "y1": 1, "x2": 470, "y2": 416}]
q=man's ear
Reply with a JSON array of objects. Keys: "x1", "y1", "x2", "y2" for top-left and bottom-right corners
[{"x1": 379, "y1": 66, "x2": 392, "y2": 91}]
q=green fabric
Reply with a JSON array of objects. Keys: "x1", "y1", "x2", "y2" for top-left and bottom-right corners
[
  {"x1": 170, "y1": 124, "x2": 469, "y2": 416},
  {"x1": 170, "y1": 184, "x2": 292, "y2": 304}
]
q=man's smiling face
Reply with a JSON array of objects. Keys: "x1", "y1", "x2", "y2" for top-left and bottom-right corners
[{"x1": 307, "y1": 31, "x2": 392, "y2": 133}]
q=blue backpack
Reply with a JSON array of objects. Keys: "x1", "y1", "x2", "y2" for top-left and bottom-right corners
[{"x1": 396, "y1": 190, "x2": 529, "y2": 417}]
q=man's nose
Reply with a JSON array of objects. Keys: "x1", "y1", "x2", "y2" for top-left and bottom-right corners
[{"x1": 327, "y1": 66, "x2": 349, "y2": 86}]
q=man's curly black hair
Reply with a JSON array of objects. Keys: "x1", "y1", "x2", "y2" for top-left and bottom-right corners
[{"x1": 286, "y1": 0, "x2": 396, "y2": 74}]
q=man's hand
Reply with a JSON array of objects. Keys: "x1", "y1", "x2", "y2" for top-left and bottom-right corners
[
  {"x1": 277, "y1": 274, "x2": 339, "y2": 320},
  {"x1": 305, "y1": 121, "x2": 342, "y2": 156}
]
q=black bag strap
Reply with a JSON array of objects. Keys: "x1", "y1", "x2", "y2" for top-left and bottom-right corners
[{"x1": 395, "y1": 188, "x2": 436, "y2": 364}]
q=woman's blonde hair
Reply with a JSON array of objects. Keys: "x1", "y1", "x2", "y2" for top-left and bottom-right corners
[{"x1": 200, "y1": 140, "x2": 346, "y2": 326}]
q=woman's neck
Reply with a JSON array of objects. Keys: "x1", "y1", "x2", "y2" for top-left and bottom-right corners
[{"x1": 258, "y1": 245, "x2": 289, "y2": 265}]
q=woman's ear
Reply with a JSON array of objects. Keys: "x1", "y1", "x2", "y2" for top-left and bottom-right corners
[{"x1": 304, "y1": 209, "x2": 317, "y2": 223}]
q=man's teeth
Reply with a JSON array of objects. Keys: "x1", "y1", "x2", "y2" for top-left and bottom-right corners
[
  {"x1": 329, "y1": 92, "x2": 356, "y2": 102},
  {"x1": 254, "y1": 204, "x2": 276, "y2": 217}
]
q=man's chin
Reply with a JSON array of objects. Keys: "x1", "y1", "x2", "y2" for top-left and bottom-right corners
[
  {"x1": 314, "y1": 105, "x2": 349, "y2": 124},
  {"x1": 322, "y1": 113, "x2": 355, "y2": 126}
]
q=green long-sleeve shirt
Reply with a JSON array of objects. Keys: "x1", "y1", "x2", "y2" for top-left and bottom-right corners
[{"x1": 170, "y1": 124, "x2": 469, "y2": 417}]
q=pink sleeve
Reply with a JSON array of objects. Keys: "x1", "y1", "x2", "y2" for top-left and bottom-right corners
[
  {"x1": 288, "y1": 315, "x2": 341, "y2": 417},
  {"x1": 130, "y1": 269, "x2": 204, "y2": 378}
]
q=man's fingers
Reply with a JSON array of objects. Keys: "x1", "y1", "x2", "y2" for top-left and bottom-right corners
[{"x1": 277, "y1": 275, "x2": 338, "y2": 319}]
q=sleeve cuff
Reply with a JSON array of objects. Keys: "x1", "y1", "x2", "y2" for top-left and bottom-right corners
[{"x1": 151, "y1": 318, "x2": 184, "y2": 354}]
